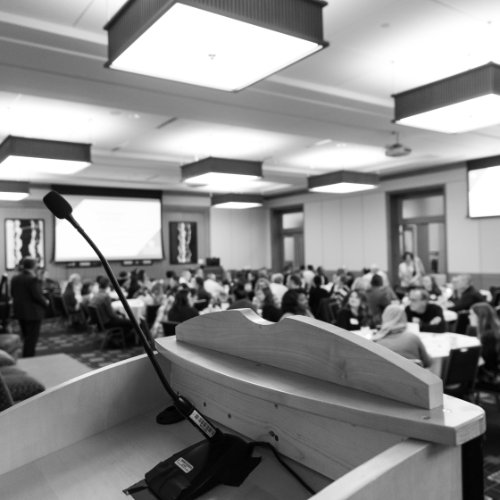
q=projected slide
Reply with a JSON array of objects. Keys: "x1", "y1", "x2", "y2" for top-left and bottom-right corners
[
  {"x1": 54, "y1": 195, "x2": 163, "y2": 262},
  {"x1": 468, "y1": 166, "x2": 500, "y2": 218}
]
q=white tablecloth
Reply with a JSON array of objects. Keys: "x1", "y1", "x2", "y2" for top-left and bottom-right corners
[
  {"x1": 352, "y1": 329, "x2": 480, "y2": 377},
  {"x1": 111, "y1": 298, "x2": 146, "y2": 322}
]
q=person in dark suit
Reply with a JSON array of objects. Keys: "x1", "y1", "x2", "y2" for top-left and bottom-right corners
[{"x1": 10, "y1": 257, "x2": 49, "y2": 357}]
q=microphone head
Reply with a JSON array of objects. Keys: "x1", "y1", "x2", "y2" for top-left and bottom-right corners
[{"x1": 43, "y1": 191, "x2": 73, "y2": 219}]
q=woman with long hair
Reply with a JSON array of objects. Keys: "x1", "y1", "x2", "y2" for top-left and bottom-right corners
[
  {"x1": 373, "y1": 304, "x2": 431, "y2": 367},
  {"x1": 335, "y1": 290, "x2": 371, "y2": 331},
  {"x1": 254, "y1": 285, "x2": 281, "y2": 322},
  {"x1": 167, "y1": 287, "x2": 199, "y2": 323},
  {"x1": 421, "y1": 274, "x2": 442, "y2": 301},
  {"x1": 280, "y1": 288, "x2": 313, "y2": 320},
  {"x1": 468, "y1": 302, "x2": 500, "y2": 379}
]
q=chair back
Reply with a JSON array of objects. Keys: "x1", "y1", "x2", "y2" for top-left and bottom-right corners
[
  {"x1": 162, "y1": 321, "x2": 179, "y2": 337},
  {"x1": 443, "y1": 345, "x2": 481, "y2": 400},
  {"x1": 316, "y1": 297, "x2": 338, "y2": 324},
  {"x1": 146, "y1": 304, "x2": 160, "y2": 328},
  {"x1": 87, "y1": 305, "x2": 106, "y2": 332}
]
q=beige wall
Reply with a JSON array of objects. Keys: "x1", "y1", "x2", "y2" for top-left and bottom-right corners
[
  {"x1": 0, "y1": 197, "x2": 211, "y2": 284},
  {"x1": 2, "y1": 162, "x2": 500, "y2": 286},
  {"x1": 210, "y1": 206, "x2": 271, "y2": 270},
  {"x1": 268, "y1": 162, "x2": 500, "y2": 282}
]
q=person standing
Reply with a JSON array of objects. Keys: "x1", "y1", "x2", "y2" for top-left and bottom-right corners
[
  {"x1": 398, "y1": 251, "x2": 425, "y2": 291},
  {"x1": 10, "y1": 257, "x2": 49, "y2": 357}
]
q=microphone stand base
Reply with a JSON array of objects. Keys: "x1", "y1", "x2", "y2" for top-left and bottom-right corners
[
  {"x1": 156, "y1": 405, "x2": 185, "y2": 425},
  {"x1": 124, "y1": 434, "x2": 261, "y2": 500}
]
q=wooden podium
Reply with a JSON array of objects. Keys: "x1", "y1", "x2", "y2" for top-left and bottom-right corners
[{"x1": 0, "y1": 310, "x2": 485, "y2": 499}]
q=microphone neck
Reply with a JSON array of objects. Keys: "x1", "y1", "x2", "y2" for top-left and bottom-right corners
[{"x1": 63, "y1": 214, "x2": 219, "y2": 442}]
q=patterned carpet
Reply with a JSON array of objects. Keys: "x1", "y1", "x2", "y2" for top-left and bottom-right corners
[{"x1": 26, "y1": 319, "x2": 145, "y2": 370}]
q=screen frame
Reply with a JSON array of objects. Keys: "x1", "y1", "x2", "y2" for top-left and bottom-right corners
[
  {"x1": 49, "y1": 185, "x2": 164, "y2": 264},
  {"x1": 467, "y1": 155, "x2": 500, "y2": 219}
]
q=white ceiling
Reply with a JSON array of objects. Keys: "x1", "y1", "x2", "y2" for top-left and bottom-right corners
[{"x1": 1, "y1": 0, "x2": 500, "y2": 198}]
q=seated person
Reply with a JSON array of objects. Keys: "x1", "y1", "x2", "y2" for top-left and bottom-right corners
[
  {"x1": 167, "y1": 287, "x2": 199, "y2": 323},
  {"x1": 366, "y1": 274, "x2": 398, "y2": 328},
  {"x1": 286, "y1": 274, "x2": 303, "y2": 290},
  {"x1": 405, "y1": 288, "x2": 446, "y2": 333},
  {"x1": 227, "y1": 283, "x2": 257, "y2": 312},
  {"x1": 331, "y1": 269, "x2": 351, "y2": 307},
  {"x1": 89, "y1": 276, "x2": 135, "y2": 342},
  {"x1": 203, "y1": 273, "x2": 225, "y2": 300},
  {"x1": 253, "y1": 286, "x2": 282, "y2": 322},
  {"x1": 280, "y1": 288, "x2": 314, "y2": 320},
  {"x1": 192, "y1": 276, "x2": 212, "y2": 311},
  {"x1": 308, "y1": 275, "x2": 330, "y2": 319},
  {"x1": 447, "y1": 274, "x2": 484, "y2": 312},
  {"x1": 80, "y1": 279, "x2": 96, "y2": 307},
  {"x1": 421, "y1": 274, "x2": 442, "y2": 302},
  {"x1": 335, "y1": 290, "x2": 371, "y2": 331},
  {"x1": 269, "y1": 273, "x2": 288, "y2": 308},
  {"x1": 447, "y1": 274, "x2": 484, "y2": 333},
  {"x1": 63, "y1": 273, "x2": 87, "y2": 330},
  {"x1": 373, "y1": 305, "x2": 431, "y2": 368},
  {"x1": 467, "y1": 302, "x2": 500, "y2": 382}
]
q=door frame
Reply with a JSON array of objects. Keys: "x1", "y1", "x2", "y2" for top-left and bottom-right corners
[
  {"x1": 271, "y1": 205, "x2": 304, "y2": 271},
  {"x1": 388, "y1": 186, "x2": 446, "y2": 283}
]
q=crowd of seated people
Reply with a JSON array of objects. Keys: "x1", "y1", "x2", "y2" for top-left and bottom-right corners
[
  {"x1": 4, "y1": 258, "x2": 498, "y2": 388},
  {"x1": 49, "y1": 265, "x2": 490, "y2": 341}
]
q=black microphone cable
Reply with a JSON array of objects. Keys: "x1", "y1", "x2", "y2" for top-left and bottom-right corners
[{"x1": 43, "y1": 190, "x2": 220, "y2": 442}]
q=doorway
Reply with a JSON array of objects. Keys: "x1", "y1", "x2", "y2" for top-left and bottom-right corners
[
  {"x1": 271, "y1": 207, "x2": 304, "y2": 271},
  {"x1": 389, "y1": 188, "x2": 446, "y2": 283}
]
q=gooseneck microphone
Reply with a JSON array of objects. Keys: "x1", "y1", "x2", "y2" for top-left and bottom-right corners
[
  {"x1": 43, "y1": 191, "x2": 216, "y2": 439},
  {"x1": 43, "y1": 190, "x2": 260, "y2": 500}
]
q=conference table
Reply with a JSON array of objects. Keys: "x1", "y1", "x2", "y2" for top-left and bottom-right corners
[
  {"x1": 0, "y1": 310, "x2": 485, "y2": 499},
  {"x1": 111, "y1": 297, "x2": 146, "y2": 322},
  {"x1": 353, "y1": 328, "x2": 481, "y2": 377}
]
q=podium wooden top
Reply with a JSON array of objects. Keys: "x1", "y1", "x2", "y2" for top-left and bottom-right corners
[
  {"x1": 157, "y1": 337, "x2": 484, "y2": 447},
  {"x1": 170, "y1": 309, "x2": 443, "y2": 409}
]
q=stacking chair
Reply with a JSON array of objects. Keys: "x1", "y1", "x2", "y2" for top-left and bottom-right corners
[
  {"x1": 316, "y1": 297, "x2": 339, "y2": 324},
  {"x1": 454, "y1": 310, "x2": 470, "y2": 334},
  {"x1": 146, "y1": 304, "x2": 161, "y2": 329},
  {"x1": 475, "y1": 376, "x2": 500, "y2": 409},
  {"x1": 161, "y1": 321, "x2": 179, "y2": 337},
  {"x1": 47, "y1": 294, "x2": 70, "y2": 329},
  {"x1": 87, "y1": 304, "x2": 127, "y2": 350},
  {"x1": 443, "y1": 345, "x2": 481, "y2": 401}
]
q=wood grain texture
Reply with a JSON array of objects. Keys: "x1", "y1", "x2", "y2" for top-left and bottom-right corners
[
  {"x1": 173, "y1": 309, "x2": 443, "y2": 408},
  {"x1": 169, "y1": 363, "x2": 403, "y2": 480},
  {"x1": 158, "y1": 338, "x2": 484, "y2": 447},
  {"x1": 310, "y1": 439, "x2": 461, "y2": 500},
  {"x1": 0, "y1": 411, "x2": 331, "y2": 500},
  {"x1": 0, "y1": 354, "x2": 172, "y2": 476}
]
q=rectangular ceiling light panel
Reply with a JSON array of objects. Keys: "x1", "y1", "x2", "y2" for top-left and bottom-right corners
[
  {"x1": 106, "y1": 0, "x2": 327, "y2": 91},
  {"x1": 0, "y1": 136, "x2": 91, "y2": 176},
  {"x1": 394, "y1": 63, "x2": 500, "y2": 133},
  {"x1": 181, "y1": 157, "x2": 262, "y2": 190},
  {"x1": 211, "y1": 193, "x2": 264, "y2": 209},
  {"x1": 308, "y1": 170, "x2": 379, "y2": 194},
  {"x1": 0, "y1": 181, "x2": 30, "y2": 201}
]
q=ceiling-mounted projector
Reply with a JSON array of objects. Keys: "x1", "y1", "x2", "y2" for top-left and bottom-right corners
[
  {"x1": 385, "y1": 142, "x2": 412, "y2": 157},
  {"x1": 385, "y1": 132, "x2": 411, "y2": 157}
]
